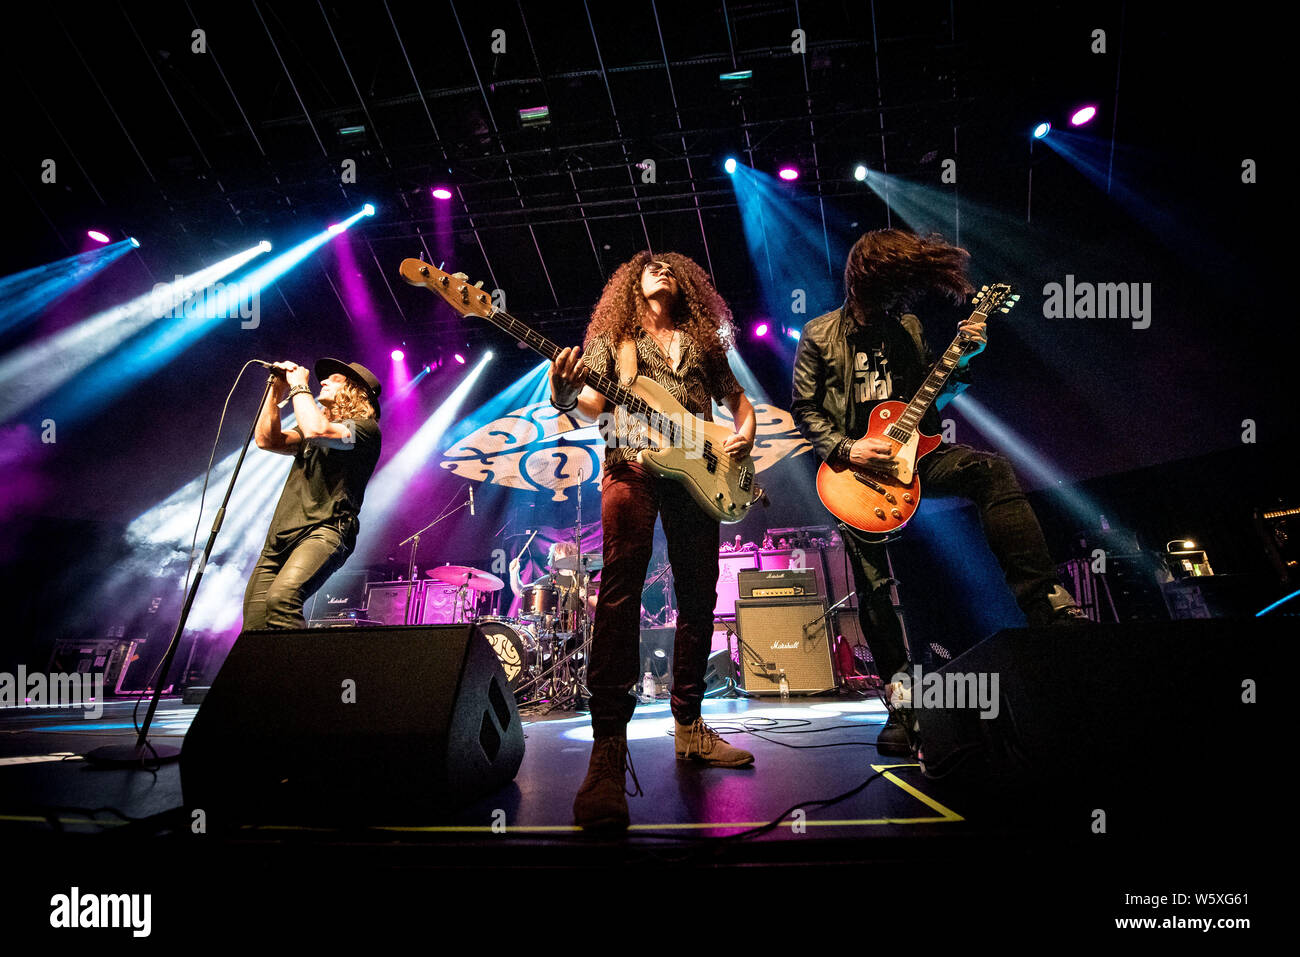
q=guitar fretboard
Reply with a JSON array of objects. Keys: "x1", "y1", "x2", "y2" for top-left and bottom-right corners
[
  {"x1": 884, "y1": 310, "x2": 988, "y2": 443},
  {"x1": 484, "y1": 307, "x2": 669, "y2": 425}
]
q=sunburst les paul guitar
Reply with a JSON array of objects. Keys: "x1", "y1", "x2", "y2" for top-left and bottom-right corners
[
  {"x1": 399, "y1": 258, "x2": 766, "y2": 524},
  {"x1": 816, "y1": 283, "x2": 1018, "y2": 541}
]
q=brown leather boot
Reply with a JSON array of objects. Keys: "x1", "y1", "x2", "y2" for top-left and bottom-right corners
[
  {"x1": 573, "y1": 735, "x2": 641, "y2": 829},
  {"x1": 674, "y1": 718, "x2": 755, "y2": 767}
]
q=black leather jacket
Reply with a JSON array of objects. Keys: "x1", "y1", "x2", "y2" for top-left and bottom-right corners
[{"x1": 791, "y1": 305, "x2": 969, "y2": 464}]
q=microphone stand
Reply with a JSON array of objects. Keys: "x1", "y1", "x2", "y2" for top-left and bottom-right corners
[
  {"x1": 396, "y1": 489, "x2": 472, "y2": 624},
  {"x1": 800, "y1": 591, "x2": 857, "y2": 644},
  {"x1": 86, "y1": 374, "x2": 278, "y2": 766}
]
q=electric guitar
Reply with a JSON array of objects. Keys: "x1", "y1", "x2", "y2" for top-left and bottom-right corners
[
  {"x1": 816, "y1": 283, "x2": 1018, "y2": 541},
  {"x1": 398, "y1": 258, "x2": 766, "y2": 524}
]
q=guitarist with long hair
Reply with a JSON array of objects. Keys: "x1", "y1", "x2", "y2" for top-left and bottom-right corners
[
  {"x1": 791, "y1": 229, "x2": 1086, "y2": 756},
  {"x1": 550, "y1": 250, "x2": 758, "y2": 829}
]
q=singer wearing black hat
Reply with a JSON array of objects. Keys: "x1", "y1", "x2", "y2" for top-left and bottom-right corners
[{"x1": 243, "y1": 358, "x2": 383, "y2": 630}]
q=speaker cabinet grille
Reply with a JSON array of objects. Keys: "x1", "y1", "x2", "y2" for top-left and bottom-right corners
[{"x1": 735, "y1": 598, "x2": 837, "y2": 694}]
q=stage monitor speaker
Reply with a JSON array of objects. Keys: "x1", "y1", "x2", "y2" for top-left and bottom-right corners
[
  {"x1": 180, "y1": 623, "x2": 525, "y2": 824},
  {"x1": 734, "y1": 598, "x2": 836, "y2": 694},
  {"x1": 916, "y1": 618, "x2": 1277, "y2": 823}
]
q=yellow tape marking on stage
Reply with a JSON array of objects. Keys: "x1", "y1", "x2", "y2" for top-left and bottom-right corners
[
  {"x1": 871, "y1": 763, "x2": 964, "y2": 823},
  {"x1": 251, "y1": 763, "x2": 963, "y2": 833}
]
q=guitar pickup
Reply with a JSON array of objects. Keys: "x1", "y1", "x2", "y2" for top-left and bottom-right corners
[
  {"x1": 739, "y1": 467, "x2": 753, "y2": 492},
  {"x1": 853, "y1": 473, "x2": 887, "y2": 494},
  {"x1": 702, "y1": 440, "x2": 718, "y2": 474}
]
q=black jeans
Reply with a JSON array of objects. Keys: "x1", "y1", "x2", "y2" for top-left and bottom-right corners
[
  {"x1": 242, "y1": 519, "x2": 356, "y2": 630},
  {"x1": 841, "y1": 444, "x2": 1060, "y2": 680},
  {"x1": 587, "y1": 461, "x2": 721, "y2": 738}
]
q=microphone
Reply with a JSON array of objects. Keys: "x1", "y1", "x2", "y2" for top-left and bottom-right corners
[
  {"x1": 252, "y1": 359, "x2": 288, "y2": 378},
  {"x1": 468, "y1": 485, "x2": 476, "y2": 517}
]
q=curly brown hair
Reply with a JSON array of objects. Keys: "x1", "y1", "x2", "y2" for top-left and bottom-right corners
[
  {"x1": 326, "y1": 378, "x2": 376, "y2": 422},
  {"x1": 844, "y1": 229, "x2": 975, "y2": 323},
  {"x1": 584, "y1": 250, "x2": 735, "y2": 369}
]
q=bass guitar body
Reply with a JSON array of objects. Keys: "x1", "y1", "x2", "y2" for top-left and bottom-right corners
[{"x1": 618, "y1": 376, "x2": 759, "y2": 525}]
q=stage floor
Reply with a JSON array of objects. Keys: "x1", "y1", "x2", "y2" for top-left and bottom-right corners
[{"x1": 0, "y1": 690, "x2": 1264, "y2": 938}]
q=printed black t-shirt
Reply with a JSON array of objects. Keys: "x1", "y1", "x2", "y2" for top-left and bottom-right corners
[
  {"x1": 266, "y1": 417, "x2": 381, "y2": 543},
  {"x1": 846, "y1": 315, "x2": 950, "y2": 440}
]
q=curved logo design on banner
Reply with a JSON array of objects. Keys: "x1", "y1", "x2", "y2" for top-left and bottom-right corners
[{"x1": 440, "y1": 401, "x2": 811, "y2": 501}]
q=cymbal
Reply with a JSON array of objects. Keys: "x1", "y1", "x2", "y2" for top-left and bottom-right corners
[
  {"x1": 551, "y1": 552, "x2": 603, "y2": 572},
  {"x1": 427, "y1": 564, "x2": 504, "y2": 591}
]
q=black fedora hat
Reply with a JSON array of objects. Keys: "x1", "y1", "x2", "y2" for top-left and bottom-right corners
[{"x1": 315, "y1": 358, "x2": 382, "y2": 418}]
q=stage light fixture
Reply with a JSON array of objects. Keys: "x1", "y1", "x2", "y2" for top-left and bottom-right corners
[
  {"x1": 129, "y1": 237, "x2": 141, "y2": 248},
  {"x1": 391, "y1": 349, "x2": 405, "y2": 362},
  {"x1": 363, "y1": 203, "x2": 376, "y2": 216},
  {"x1": 724, "y1": 157, "x2": 738, "y2": 175},
  {"x1": 1033, "y1": 122, "x2": 1051, "y2": 139},
  {"x1": 1070, "y1": 105, "x2": 1098, "y2": 126},
  {"x1": 778, "y1": 167, "x2": 799, "y2": 181},
  {"x1": 853, "y1": 165, "x2": 868, "y2": 181},
  {"x1": 454, "y1": 353, "x2": 466, "y2": 364},
  {"x1": 432, "y1": 188, "x2": 453, "y2": 200},
  {"x1": 87, "y1": 230, "x2": 110, "y2": 244},
  {"x1": 754, "y1": 322, "x2": 769, "y2": 337},
  {"x1": 519, "y1": 105, "x2": 550, "y2": 128}
]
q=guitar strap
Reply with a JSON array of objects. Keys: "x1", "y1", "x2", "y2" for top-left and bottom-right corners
[{"x1": 898, "y1": 313, "x2": 927, "y2": 361}]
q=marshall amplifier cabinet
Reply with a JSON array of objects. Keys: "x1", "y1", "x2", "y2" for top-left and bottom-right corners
[
  {"x1": 365, "y1": 581, "x2": 422, "y2": 625},
  {"x1": 734, "y1": 597, "x2": 837, "y2": 694},
  {"x1": 308, "y1": 569, "x2": 369, "y2": 620},
  {"x1": 738, "y1": 568, "x2": 820, "y2": 599}
]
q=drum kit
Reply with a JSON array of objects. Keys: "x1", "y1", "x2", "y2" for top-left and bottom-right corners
[{"x1": 420, "y1": 546, "x2": 602, "y2": 712}]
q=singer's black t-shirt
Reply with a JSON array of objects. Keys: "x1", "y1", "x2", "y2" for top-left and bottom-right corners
[{"x1": 265, "y1": 417, "x2": 381, "y2": 546}]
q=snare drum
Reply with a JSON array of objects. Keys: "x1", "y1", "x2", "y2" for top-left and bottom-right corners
[{"x1": 476, "y1": 617, "x2": 539, "y2": 693}]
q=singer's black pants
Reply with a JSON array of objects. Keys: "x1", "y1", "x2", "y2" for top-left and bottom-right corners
[
  {"x1": 242, "y1": 519, "x2": 356, "y2": 630},
  {"x1": 839, "y1": 444, "x2": 1061, "y2": 681}
]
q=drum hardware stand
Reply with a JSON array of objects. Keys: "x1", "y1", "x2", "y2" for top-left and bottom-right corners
[{"x1": 396, "y1": 487, "x2": 472, "y2": 624}]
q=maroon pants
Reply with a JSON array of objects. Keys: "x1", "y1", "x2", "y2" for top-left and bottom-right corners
[{"x1": 588, "y1": 460, "x2": 721, "y2": 738}]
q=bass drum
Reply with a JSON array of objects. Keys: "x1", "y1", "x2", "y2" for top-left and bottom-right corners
[{"x1": 476, "y1": 617, "x2": 538, "y2": 693}]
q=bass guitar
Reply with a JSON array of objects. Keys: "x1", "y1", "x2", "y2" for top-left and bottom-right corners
[{"x1": 399, "y1": 258, "x2": 766, "y2": 524}]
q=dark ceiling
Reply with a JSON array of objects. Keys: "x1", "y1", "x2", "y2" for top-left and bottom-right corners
[{"x1": 2, "y1": 0, "x2": 1153, "y2": 351}]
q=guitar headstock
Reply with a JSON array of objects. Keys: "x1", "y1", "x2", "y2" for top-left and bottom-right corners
[
  {"x1": 971, "y1": 283, "x2": 1018, "y2": 317},
  {"x1": 398, "y1": 258, "x2": 495, "y2": 319}
]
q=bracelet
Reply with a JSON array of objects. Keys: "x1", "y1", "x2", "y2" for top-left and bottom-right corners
[
  {"x1": 550, "y1": 394, "x2": 578, "y2": 412},
  {"x1": 286, "y1": 386, "x2": 313, "y2": 401}
]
